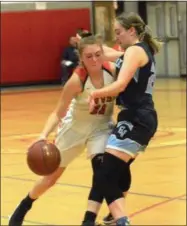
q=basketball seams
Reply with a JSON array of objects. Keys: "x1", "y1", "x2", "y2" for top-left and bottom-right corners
[
  {"x1": 42, "y1": 143, "x2": 50, "y2": 175},
  {"x1": 27, "y1": 141, "x2": 61, "y2": 176}
]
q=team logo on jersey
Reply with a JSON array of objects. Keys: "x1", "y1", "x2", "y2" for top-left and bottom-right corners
[{"x1": 117, "y1": 121, "x2": 133, "y2": 138}]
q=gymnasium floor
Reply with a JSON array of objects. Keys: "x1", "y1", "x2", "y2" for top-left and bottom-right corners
[{"x1": 1, "y1": 78, "x2": 186, "y2": 225}]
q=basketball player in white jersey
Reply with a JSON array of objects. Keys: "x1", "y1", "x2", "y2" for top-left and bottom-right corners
[{"x1": 9, "y1": 35, "x2": 116, "y2": 226}]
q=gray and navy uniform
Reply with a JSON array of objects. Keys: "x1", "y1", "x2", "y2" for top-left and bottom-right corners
[{"x1": 106, "y1": 42, "x2": 158, "y2": 157}]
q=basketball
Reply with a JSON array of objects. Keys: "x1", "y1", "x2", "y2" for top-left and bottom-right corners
[{"x1": 27, "y1": 140, "x2": 61, "y2": 176}]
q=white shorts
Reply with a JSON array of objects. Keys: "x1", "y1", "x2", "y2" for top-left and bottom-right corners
[{"x1": 54, "y1": 118, "x2": 112, "y2": 167}]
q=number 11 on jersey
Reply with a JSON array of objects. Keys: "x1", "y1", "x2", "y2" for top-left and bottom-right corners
[{"x1": 90, "y1": 97, "x2": 113, "y2": 115}]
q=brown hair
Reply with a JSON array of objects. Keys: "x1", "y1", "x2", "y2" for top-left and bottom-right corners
[
  {"x1": 95, "y1": 34, "x2": 104, "y2": 43},
  {"x1": 116, "y1": 12, "x2": 162, "y2": 54},
  {"x1": 77, "y1": 28, "x2": 93, "y2": 38},
  {"x1": 78, "y1": 35, "x2": 103, "y2": 57}
]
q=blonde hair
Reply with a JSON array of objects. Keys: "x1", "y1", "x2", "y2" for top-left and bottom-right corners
[
  {"x1": 78, "y1": 35, "x2": 103, "y2": 57},
  {"x1": 116, "y1": 12, "x2": 162, "y2": 54}
]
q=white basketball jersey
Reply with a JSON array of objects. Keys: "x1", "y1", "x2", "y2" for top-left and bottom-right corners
[{"x1": 64, "y1": 63, "x2": 115, "y2": 122}]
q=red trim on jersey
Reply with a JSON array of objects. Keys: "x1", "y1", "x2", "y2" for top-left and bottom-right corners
[
  {"x1": 75, "y1": 63, "x2": 113, "y2": 82},
  {"x1": 103, "y1": 61, "x2": 111, "y2": 72},
  {"x1": 102, "y1": 61, "x2": 113, "y2": 77},
  {"x1": 74, "y1": 66, "x2": 88, "y2": 83}
]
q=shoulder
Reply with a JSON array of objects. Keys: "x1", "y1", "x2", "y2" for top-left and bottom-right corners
[
  {"x1": 125, "y1": 45, "x2": 145, "y2": 55},
  {"x1": 73, "y1": 66, "x2": 88, "y2": 91},
  {"x1": 102, "y1": 61, "x2": 116, "y2": 78},
  {"x1": 74, "y1": 65, "x2": 88, "y2": 82},
  {"x1": 124, "y1": 45, "x2": 148, "y2": 67}
]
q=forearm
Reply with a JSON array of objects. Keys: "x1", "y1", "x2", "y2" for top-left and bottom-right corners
[
  {"x1": 93, "y1": 81, "x2": 123, "y2": 99},
  {"x1": 39, "y1": 73, "x2": 81, "y2": 139},
  {"x1": 102, "y1": 45, "x2": 124, "y2": 62},
  {"x1": 40, "y1": 112, "x2": 61, "y2": 138}
]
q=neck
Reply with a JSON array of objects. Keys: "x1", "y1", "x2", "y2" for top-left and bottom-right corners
[
  {"x1": 86, "y1": 67, "x2": 102, "y2": 78},
  {"x1": 131, "y1": 38, "x2": 140, "y2": 45}
]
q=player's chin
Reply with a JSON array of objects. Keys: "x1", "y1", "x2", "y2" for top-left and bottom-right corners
[{"x1": 90, "y1": 64, "x2": 102, "y2": 70}]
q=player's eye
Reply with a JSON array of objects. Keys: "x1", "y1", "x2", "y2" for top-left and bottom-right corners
[
  {"x1": 96, "y1": 53, "x2": 101, "y2": 57},
  {"x1": 115, "y1": 30, "x2": 121, "y2": 35}
]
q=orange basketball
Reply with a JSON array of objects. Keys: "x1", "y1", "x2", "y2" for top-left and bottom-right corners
[{"x1": 27, "y1": 140, "x2": 61, "y2": 176}]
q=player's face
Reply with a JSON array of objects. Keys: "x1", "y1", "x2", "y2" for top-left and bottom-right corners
[
  {"x1": 114, "y1": 21, "x2": 134, "y2": 49},
  {"x1": 81, "y1": 44, "x2": 104, "y2": 70}
]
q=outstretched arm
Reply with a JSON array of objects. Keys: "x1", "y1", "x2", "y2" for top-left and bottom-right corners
[
  {"x1": 90, "y1": 46, "x2": 145, "y2": 99},
  {"x1": 102, "y1": 45, "x2": 124, "y2": 62},
  {"x1": 39, "y1": 73, "x2": 82, "y2": 139}
]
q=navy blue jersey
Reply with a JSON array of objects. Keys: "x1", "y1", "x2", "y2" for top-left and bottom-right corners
[{"x1": 116, "y1": 42, "x2": 156, "y2": 110}]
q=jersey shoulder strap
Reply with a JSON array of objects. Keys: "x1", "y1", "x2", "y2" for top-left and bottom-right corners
[
  {"x1": 102, "y1": 61, "x2": 114, "y2": 77},
  {"x1": 74, "y1": 66, "x2": 88, "y2": 88},
  {"x1": 134, "y1": 42, "x2": 155, "y2": 64}
]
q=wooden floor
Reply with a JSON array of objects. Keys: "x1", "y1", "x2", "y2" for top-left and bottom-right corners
[{"x1": 1, "y1": 78, "x2": 186, "y2": 225}]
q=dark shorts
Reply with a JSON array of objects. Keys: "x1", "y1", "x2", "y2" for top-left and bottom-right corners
[{"x1": 106, "y1": 108, "x2": 158, "y2": 157}]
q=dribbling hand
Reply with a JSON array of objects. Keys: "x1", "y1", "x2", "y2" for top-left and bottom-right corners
[{"x1": 28, "y1": 134, "x2": 47, "y2": 151}]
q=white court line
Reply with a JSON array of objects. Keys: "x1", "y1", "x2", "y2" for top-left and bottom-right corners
[
  {"x1": 2, "y1": 132, "x2": 56, "y2": 140},
  {"x1": 1, "y1": 127, "x2": 186, "y2": 154},
  {"x1": 1, "y1": 139, "x2": 186, "y2": 155},
  {"x1": 149, "y1": 139, "x2": 186, "y2": 148},
  {"x1": 161, "y1": 127, "x2": 186, "y2": 132}
]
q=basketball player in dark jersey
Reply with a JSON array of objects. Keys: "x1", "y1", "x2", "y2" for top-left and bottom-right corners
[{"x1": 82, "y1": 12, "x2": 162, "y2": 226}]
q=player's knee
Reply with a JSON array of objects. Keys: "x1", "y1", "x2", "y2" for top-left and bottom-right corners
[
  {"x1": 119, "y1": 165, "x2": 132, "y2": 192},
  {"x1": 88, "y1": 185, "x2": 103, "y2": 203},
  {"x1": 91, "y1": 164, "x2": 123, "y2": 205},
  {"x1": 91, "y1": 154, "x2": 104, "y2": 190},
  {"x1": 101, "y1": 171, "x2": 123, "y2": 205},
  {"x1": 99, "y1": 153, "x2": 127, "y2": 204},
  {"x1": 90, "y1": 153, "x2": 131, "y2": 204},
  {"x1": 89, "y1": 154, "x2": 104, "y2": 203}
]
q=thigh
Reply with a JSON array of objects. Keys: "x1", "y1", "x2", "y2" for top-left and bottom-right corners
[
  {"x1": 87, "y1": 123, "x2": 111, "y2": 158},
  {"x1": 87, "y1": 132, "x2": 109, "y2": 158},
  {"x1": 59, "y1": 145, "x2": 85, "y2": 167},
  {"x1": 55, "y1": 121, "x2": 86, "y2": 167}
]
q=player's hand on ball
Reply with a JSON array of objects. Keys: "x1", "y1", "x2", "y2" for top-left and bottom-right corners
[{"x1": 28, "y1": 134, "x2": 47, "y2": 150}]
